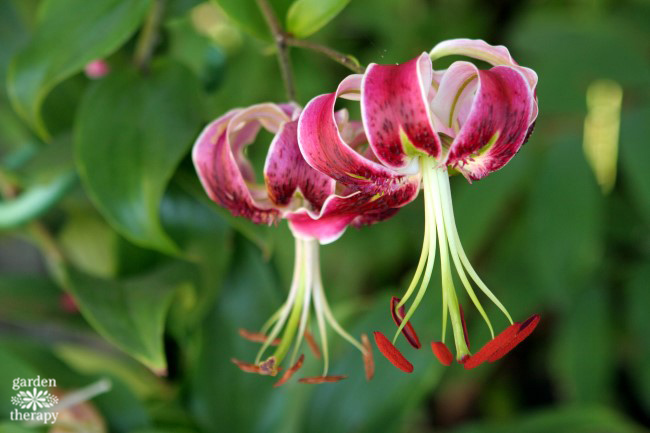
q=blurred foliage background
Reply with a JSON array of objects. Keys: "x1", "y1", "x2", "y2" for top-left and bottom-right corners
[{"x1": 1, "y1": 0, "x2": 649, "y2": 432}]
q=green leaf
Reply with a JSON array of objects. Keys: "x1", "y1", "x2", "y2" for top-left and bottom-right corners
[
  {"x1": 7, "y1": 0, "x2": 151, "y2": 140},
  {"x1": 65, "y1": 261, "x2": 194, "y2": 372},
  {"x1": 212, "y1": 0, "x2": 294, "y2": 40},
  {"x1": 549, "y1": 285, "x2": 613, "y2": 404},
  {"x1": 620, "y1": 106, "x2": 650, "y2": 225},
  {"x1": 75, "y1": 60, "x2": 202, "y2": 253},
  {"x1": 625, "y1": 264, "x2": 650, "y2": 414},
  {"x1": 286, "y1": 0, "x2": 350, "y2": 38},
  {"x1": 452, "y1": 406, "x2": 645, "y2": 433},
  {"x1": 0, "y1": 170, "x2": 76, "y2": 230}
]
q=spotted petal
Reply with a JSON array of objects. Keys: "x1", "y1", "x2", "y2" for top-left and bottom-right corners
[
  {"x1": 192, "y1": 104, "x2": 290, "y2": 224},
  {"x1": 264, "y1": 120, "x2": 335, "y2": 210},
  {"x1": 298, "y1": 78, "x2": 418, "y2": 196},
  {"x1": 287, "y1": 180, "x2": 418, "y2": 245},
  {"x1": 438, "y1": 64, "x2": 534, "y2": 181},
  {"x1": 361, "y1": 53, "x2": 441, "y2": 169}
]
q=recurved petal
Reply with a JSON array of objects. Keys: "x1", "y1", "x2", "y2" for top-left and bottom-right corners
[
  {"x1": 361, "y1": 53, "x2": 441, "y2": 168},
  {"x1": 287, "y1": 177, "x2": 419, "y2": 244},
  {"x1": 432, "y1": 61, "x2": 480, "y2": 134},
  {"x1": 298, "y1": 86, "x2": 412, "y2": 196},
  {"x1": 192, "y1": 105, "x2": 285, "y2": 224},
  {"x1": 429, "y1": 38, "x2": 538, "y2": 89},
  {"x1": 264, "y1": 120, "x2": 335, "y2": 210},
  {"x1": 445, "y1": 66, "x2": 534, "y2": 181}
]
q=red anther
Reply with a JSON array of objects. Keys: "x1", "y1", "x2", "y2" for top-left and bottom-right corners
[
  {"x1": 231, "y1": 358, "x2": 262, "y2": 374},
  {"x1": 362, "y1": 333, "x2": 375, "y2": 381},
  {"x1": 298, "y1": 375, "x2": 347, "y2": 384},
  {"x1": 373, "y1": 331, "x2": 414, "y2": 373},
  {"x1": 304, "y1": 330, "x2": 322, "y2": 358},
  {"x1": 463, "y1": 314, "x2": 540, "y2": 370},
  {"x1": 238, "y1": 328, "x2": 281, "y2": 345},
  {"x1": 487, "y1": 314, "x2": 540, "y2": 363},
  {"x1": 390, "y1": 297, "x2": 422, "y2": 349},
  {"x1": 459, "y1": 304, "x2": 470, "y2": 349},
  {"x1": 274, "y1": 355, "x2": 305, "y2": 387},
  {"x1": 431, "y1": 341, "x2": 453, "y2": 366}
]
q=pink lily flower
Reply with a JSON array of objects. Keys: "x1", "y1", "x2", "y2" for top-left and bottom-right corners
[
  {"x1": 298, "y1": 39, "x2": 539, "y2": 370},
  {"x1": 192, "y1": 103, "x2": 417, "y2": 384}
]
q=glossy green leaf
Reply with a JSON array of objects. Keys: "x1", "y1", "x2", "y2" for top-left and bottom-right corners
[
  {"x1": 286, "y1": 0, "x2": 350, "y2": 38},
  {"x1": 212, "y1": 0, "x2": 294, "y2": 40},
  {"x1": 65, "y1": 261, "x2": 195, "y2": 372},
  {"x1": 7, "y1": 0, "x2": 150, "y2": 139},
  {"x1": 75, "y1": 60, "x2": 202, "y2": 253},
  {"x1": 0, "y1": 170, "x2": 76, "y2": 230}
]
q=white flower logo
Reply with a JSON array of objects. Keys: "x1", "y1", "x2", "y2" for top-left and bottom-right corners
[{"x1": 11, "y1": 388, "x2": 58, "y2": 411}]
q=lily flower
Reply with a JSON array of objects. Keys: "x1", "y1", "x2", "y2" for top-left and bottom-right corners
[
  {"x1": 298, "y1": 39, "x2": 539, "y2": 370},
  {"x1": 192, "y1": 103, "x2": 417, "y2": 384}
]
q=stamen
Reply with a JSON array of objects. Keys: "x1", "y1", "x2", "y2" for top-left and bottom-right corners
[
  {"x1": 231, "y1": 358, "x2": 262, "y2": 374},
  {"x1": 274, "y1": 354, "x2": 305, "y2": 387},
  {"x1": 259, "y1": 357, "x2": 280, "y2": 376},
  {"x1": 390, "y1": 297, "x2": 421, "y2": 349},
  {"x1": 462, "y1": 314, "x2": 540, "y2": 369},
  {"x1": 431, "y1": 342, "x2": 453, "y2": 366},
  {"x1": 373, "y1": 331, "x2": 414, "y2": 373},
  {"x1": 459, "y1": 305, "x2": 470, "y2": 349},
  {"x1": 394, "y1": 161, "x2": 438, "y2": 343},
  {"x1": 304, "y1": 330, "x2": 322, "y2": 359},
  {"x1": 239, "y1": 329, "x2": 281, "y2": 345},
  {"x1": 362, "y1": 334, "x2": 375, "y2": 381},
  {"x1": 486, "y1": 314, "x2": 540, "y2": 363},
  {"x1": 299, "y1": 375, "x2": 347, "y2": 384}
]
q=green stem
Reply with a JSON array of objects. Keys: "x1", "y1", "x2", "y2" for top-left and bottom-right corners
[
  {"x1": 285, "y1": 37, "x2": 364, "y2": 74},
  {"x1": 133, "y1": 0, "x2": 165, "y2": 72},
  {"x1": 256, "y1": 0, "x2": 296, "y2": 101}
]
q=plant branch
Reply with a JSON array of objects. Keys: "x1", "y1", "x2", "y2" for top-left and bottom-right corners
[
  {"x1": 133, "y1": 0, "x2": 166, "y2": 72},
  {"x1": 286, "y1": 37, "x2": 365, "y2": 74},
  {"x1": 256, "y1": 0, "x2": 296, "y2": 101}
]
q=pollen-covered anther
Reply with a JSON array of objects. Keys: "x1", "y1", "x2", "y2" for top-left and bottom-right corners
[
  {"x1": 274, "y1": 354, "x2": 305, "y2": 388},
  {"x1": 390, "y1": 297, "x2": 421, "y2": 349},
  {"x1": 431, "y1": 342, "x2": 454, "y2": 366},
  {"x1": 362, "y1": 333, "x2": 375, "y2": 381},
  {"x1": 238, "y1": 328, "x2": 281, "y2": 345},
  {"x1": 462, "y1": 314, "x2": 540, "y2": 370},
  {"x1": 258, "y1": 357, "x2": 280, "y2": 376},
  {"x1": 304, "y1": 330, "x2": 322, "y2": 358},
  {"x1": 299, "y1": 375, "x2": 347, "y2": 384},
  {"x1": 373, "y1": 331, "x2": 414, "y2": 373}
]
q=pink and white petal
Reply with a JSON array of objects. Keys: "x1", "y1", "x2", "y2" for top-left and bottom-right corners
[
  {"x1": 298, "y1": 91, "x2": 409, "y2": 196},
  {"x1": 228, "y1": 103, "x2": 291, "y2": 137},
  {"x1": 287, "y1": 177, "x2": 420, "y2": 244},
  {"x1": 337, "y1": 74, "x2": 363, "y2": 101},
  {"x1": 432, "y1": 61, "x2": 480, "y2": 132},
  {"x1": 264, "y1": 120, "x2": 335, "y2": 210},
  {"x1": 430, "y1": 39, "x2": 538, "y2": 93},
  {"x1": 446, "y1": 66, "x2": 534, "y2": 181},
  {"x1": 361, "y1": 53, "x2": 441, "y2": 168},
  {"x1": 192, "y1": 110, "x2": 279, "y2": 224}
]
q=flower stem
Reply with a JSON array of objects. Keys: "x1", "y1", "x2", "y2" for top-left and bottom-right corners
[
  {"x1": 133, "y1": 0, "x2": 165, "y2": 73},
  {"x1": 256, "y1": 0, "x2": 296, "y2": 102},
  {"x1": 285, "y1": 37, "x2": 364, "y2": 74}
]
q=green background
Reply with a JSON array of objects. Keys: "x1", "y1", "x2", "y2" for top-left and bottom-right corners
[{"x1": 0, "y1": 0, "x2": 649, "y2": 432}]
